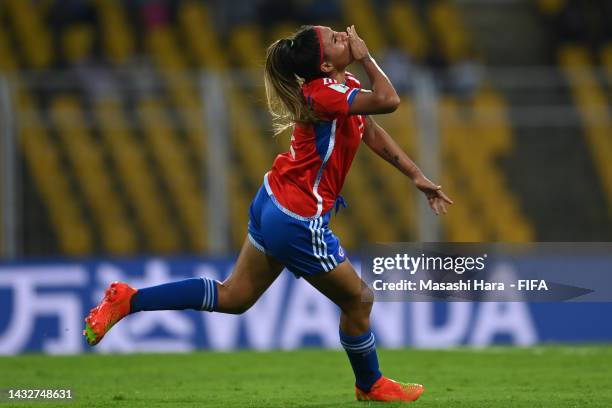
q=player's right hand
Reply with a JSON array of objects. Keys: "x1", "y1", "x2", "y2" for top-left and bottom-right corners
[
  {"x1": 414, "y1": 175, "x2": 453, "y2": 216},
  {"x1": 347, "y1": 25, "x2": 370, "y2": 61}
]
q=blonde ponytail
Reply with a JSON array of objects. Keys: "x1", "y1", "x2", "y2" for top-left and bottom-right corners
[{"x1": 264, "y1": 28, "x2": 323, "y2": 135}]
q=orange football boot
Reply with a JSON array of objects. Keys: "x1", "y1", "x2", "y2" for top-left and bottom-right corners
[
  {"x1": 356, "y1": 376, "x2": 424, "y2": 403},
  {"x1": 83, "y1": 282, "x2": 137, "y2": 346}
]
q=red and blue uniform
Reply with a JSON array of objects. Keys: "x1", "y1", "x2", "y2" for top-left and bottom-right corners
[
  {"x1": 266, "y1": 73, "x2": 364, "y2": 218},
  {"x1": 248, "y1": 73, "x2": 364, "y2": 276}
]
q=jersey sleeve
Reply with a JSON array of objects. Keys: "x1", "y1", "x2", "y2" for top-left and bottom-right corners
[{"x1": 309, "y1": 80, "x2": 361, "y2": 119}]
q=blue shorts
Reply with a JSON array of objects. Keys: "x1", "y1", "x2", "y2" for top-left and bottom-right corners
[{"x1": 247, "y1": 184, "x2": 346, "y2": 278}]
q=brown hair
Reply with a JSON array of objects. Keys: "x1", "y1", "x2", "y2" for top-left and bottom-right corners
[{"x1": 264, "y1": 26, "x2": 325, "y2": 135}]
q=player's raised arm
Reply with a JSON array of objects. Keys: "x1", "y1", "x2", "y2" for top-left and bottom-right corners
[
  {"x1": 362, "y1": 116, "x2": 453, "y2": 215},
  {"x1": 346, "y1": 25, "x2": 400, "y2": 115}
]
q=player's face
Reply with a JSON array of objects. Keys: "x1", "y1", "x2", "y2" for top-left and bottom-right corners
[{"x1": 318, "y1": 26, "x2": 353, "y2": 71}]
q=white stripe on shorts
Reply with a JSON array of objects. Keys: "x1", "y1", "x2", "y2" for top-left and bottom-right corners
[
  {"x1": 310, "y1": 218, "x2": 330, "y2": 272},
  {"x1": 317, "y1": 219, "x2": 335, "y2": 271}
]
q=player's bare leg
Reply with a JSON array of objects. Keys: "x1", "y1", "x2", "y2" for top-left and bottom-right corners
[
  {"x1": 305, "y1": 258, "x2": 372, "y2": 335},
  {"x1": 84, "y1": 237, "x2": 284, "y2": 345},
  {"x1": 215, "y1": 237, "x2": 285, "y2": 314},
  {"x1": 306, "y1": 259, "x2": 424, "y2": 402}
]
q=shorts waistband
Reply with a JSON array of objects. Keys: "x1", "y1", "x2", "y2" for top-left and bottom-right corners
[{"x1": 263, "y1": 173, "x2": 318, "y2": 222}]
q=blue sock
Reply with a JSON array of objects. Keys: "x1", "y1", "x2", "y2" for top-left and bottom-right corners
[
  {"x1": 340, "y1": 329, "x2": 383, "y2": 392},
  {"x1": 130, "y1": 277, "x2": 217, "y2": 313}
]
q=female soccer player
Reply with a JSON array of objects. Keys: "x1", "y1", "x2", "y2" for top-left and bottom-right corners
[{"x1": 84, "y1": 25, "x2": 452, "y2": 403}]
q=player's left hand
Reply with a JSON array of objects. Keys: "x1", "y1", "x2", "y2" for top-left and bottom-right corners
[
  {"x1": 413, "y1": 175, "x2": 453, "y2": 215},
  {"x1": 347, "y1": 25, "x2": 369, "y2": 61}
]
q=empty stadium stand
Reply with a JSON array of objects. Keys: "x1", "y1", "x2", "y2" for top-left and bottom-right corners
[{"x1": 4, "y1": 0, "x2": 610, "y2": 257}]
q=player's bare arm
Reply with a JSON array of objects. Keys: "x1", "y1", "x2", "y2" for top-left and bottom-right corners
[{"x1": 363, "y1": 116, "x2": 453, "y2": 215}]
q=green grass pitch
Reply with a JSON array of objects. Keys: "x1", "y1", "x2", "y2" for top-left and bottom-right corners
[{"x1": 1, "y1": 346, "x2": 611, "y2": 407}]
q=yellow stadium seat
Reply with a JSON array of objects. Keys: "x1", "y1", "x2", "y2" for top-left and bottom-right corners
[
  {"x1": 0, "y1": 27, "x2": 17, "y2": 72},
  {"x1": 94, "y1": 99, "x2": 182, "y2": 252},
  {"x1": 178, "y1": 4, "x2": 266, "y2": 249},
  {"x1": 439, "y1": 95, "x2": 532, "y2": 242},
  {"x1": 147, "y1": 26, "x2": 208, "y2": 159},
  {"x1": 94, "y1": 0, "x2": 135, "y2": 64},
  {"x1": 4, "y1": 0, "x2": 52, "y2": 68},
  {"x1": 179, "y1": 2, "x2": 226, "y2": 70},
  {"x1": 560, "y1": 45, "x2": 612, "y2": 219},
  {"x1": 340, "y1": 0, "x2": 384, "y2": 54},
  {"x1": 428, "y1": 1, "x2": 471, "y2": 62},
  {"x1": 62, "y1": 24, "x2": 94, "y2": 63},
  {"x1": 600, "y1": 44, "x2": 612, "y2": 97},
  {"x1": 137, "y1": 98, "x2": 207, "y2": 251},
  {"x1": 386, "y1": 2, "x2": 429, "y2": 60},
  {"x1": 17, "y1": 91, "x2": 93, "y2": 255},
  {"x1": 229, "y1": 25, "x2": 265, "y2": 69},
  {"x1": 228, "y1": 169, "x2": 251, "y2": 246},
  {"x1": 50, "y1": 95, "x2": 138, "y2": 254}
]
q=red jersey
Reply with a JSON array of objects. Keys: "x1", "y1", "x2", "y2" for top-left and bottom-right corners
[{"x1": 265, "y1": 73, "x2": 365, "y2": 218}]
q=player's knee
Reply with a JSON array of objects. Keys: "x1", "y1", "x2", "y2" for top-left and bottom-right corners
[
  {"x1": 358, "y1": 286, "x2": 374, "y2": 318},
  {"x1": 216, "y1": 284, "x2": 256, "y2": 314},
  {"x1": 344, "y1": 286, "x2": 374, "y2": 322},
  {"x1": 224, "y1": 298, "x2": 254, "y2": 314},
  {"x1": 230, "y1": 303, "x2": 251, "y2": 315}
]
